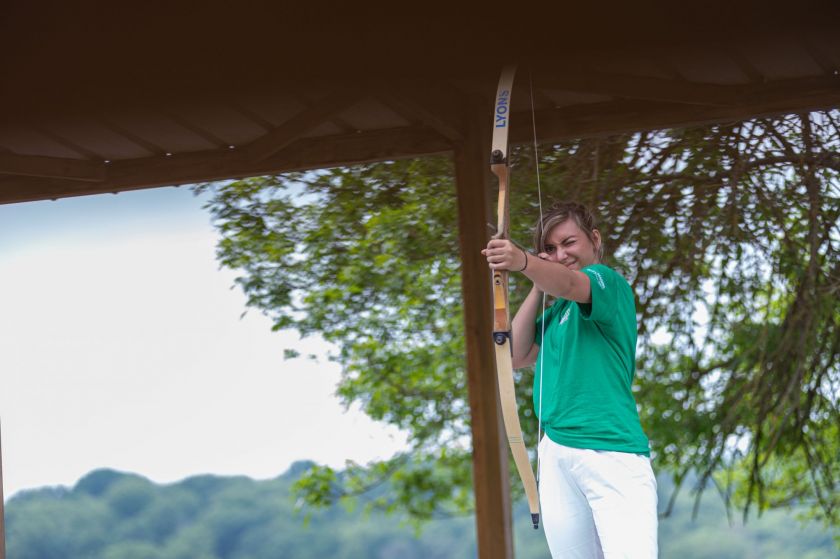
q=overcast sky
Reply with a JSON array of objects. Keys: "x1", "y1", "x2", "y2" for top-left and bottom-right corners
[{"x1": 0, "y1": 186, "x2": 406, "y2": 499}]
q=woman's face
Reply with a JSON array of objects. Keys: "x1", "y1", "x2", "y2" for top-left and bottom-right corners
[{"x1": 541, "y1": 219, "x2": 601, "y2": 271}]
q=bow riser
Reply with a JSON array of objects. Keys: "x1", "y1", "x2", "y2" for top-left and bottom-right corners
[
  {"x1": 491, "y1": 161, "x2": 511, "y2": 337},
  {"x1": 492, "y1": 270, "x2": 510, "y2": 340}
]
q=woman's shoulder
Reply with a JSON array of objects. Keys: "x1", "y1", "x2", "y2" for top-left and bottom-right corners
[
  {"x1": 581, "y1": 264, "x2": 636, "y2": 313},
  {"x1": 581, "y1": 263, "x2": 631, "y2": 289}
]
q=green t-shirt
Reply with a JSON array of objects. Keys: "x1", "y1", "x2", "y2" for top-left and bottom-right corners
[{"x1": 534, "y1": 264, "x2": 650, "y2": 456}]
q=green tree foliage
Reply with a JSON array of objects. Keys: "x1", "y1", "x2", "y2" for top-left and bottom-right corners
[
  {"x1": 5, "y1": 467, "x2": 483, "y2": 558},
  {"x1": 4, "y1": 468, "x2": 836, "y2": 558},
  {"x1": 195, "y1": 112, "x2": 839, "y2": 535}
]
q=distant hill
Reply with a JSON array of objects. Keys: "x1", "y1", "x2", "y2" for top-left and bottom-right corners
[{"x1": 5, "y1": 463, "x2": 836, "y2": 558}]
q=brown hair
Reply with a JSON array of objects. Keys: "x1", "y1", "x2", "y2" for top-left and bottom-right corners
[{"x1": 533, "y1": 201, "x2": 604, "y2": 262}]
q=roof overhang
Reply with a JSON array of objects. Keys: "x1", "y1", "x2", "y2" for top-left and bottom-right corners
[{"x1": 1, "y1": 2, "x2": 839, "y2": 204}]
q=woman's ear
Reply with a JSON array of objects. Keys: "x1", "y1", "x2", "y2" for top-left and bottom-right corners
[{"x1": 592, "y1": 228, "x2": 602, "y2": 253}]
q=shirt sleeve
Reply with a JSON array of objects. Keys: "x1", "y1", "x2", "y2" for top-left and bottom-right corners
[{"x1": 577, "y1": 264, "x2": 622, "y2": 325}]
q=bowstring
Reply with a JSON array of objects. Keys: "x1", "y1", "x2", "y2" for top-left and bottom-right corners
[{"x1": 528, "y1": 69, "x2": 547, "y2": 488}]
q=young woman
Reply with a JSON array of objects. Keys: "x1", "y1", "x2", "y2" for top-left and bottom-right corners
[{"x1": 483, "y1": 202, "x2": 658, "y2": 558}]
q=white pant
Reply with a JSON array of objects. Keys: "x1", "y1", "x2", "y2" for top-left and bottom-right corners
[{"x1": 539, "y1": 437, "x2": 658, "y2": 558}]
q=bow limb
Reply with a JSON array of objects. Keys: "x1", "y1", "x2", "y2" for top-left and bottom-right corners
[{"x1": 489, "y1": 65, "x2": 541, "y2": 530}]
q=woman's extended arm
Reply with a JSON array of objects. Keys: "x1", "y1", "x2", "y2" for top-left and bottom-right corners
[
  {"x1": 520, "y1": 253, "x2": 591, "y2": 304},
  {"x1": 484, "y1": 238, "x2": 594, "y2": 368},
  {"x1": 484, "y1": 239, "x2": 592, "y2": 303}
]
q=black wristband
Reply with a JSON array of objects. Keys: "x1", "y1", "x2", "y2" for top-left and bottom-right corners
[{"x1": 517, "y1": 249, "x2": 528, "y2": 272}]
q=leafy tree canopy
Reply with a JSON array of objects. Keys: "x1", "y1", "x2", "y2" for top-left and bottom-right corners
[{"x1": 195, "y1": 111, "x2": 839, "y2": 536}]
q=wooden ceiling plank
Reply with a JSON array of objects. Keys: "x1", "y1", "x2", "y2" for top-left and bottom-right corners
[
  {"x1": 537, "y1": 71, "x2": 741, "y2": 107},
  {"x1": 260, "y1": 127, "x2": 451, "y2": 172},
  {"x1": 32, "y1": 127, "x2": 104, "y2": 160},
  {"x1": 800, "y1": 38, "x2": 839, "y2": 76},
  {"x1": 226, "y1": 103, "x2": 275, "y2": 133},
  {"x1": 158, "y1": 110, "x2": 229, "y2": 148},
  {"x1": 722, "y1": 45, "x2": 766, "y2": 83},
  {"x1": 0, "y1": 152, "x2": 105, "y2": 182},
  {"x1": 240, "y1": 90, "x2": 365, "y2": 164},
  {"x1": 373, "y1": 91, "x2": 463, "y2": 143},
  {"x1": 647, "y1": 56, "x2": 687, "y2": 82},
  {"x1": 290, "y1": 92, "x2": 358, "y2": 134},
  {"x1": 97, "y1": 117, "x2": 165, "y2": 156}
]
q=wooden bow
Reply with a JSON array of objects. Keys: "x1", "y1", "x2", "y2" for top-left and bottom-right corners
[{"x1": 489, "y1": 65, "x2": 541, "y2": 530}]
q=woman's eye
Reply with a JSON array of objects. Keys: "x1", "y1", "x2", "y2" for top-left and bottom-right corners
[{"x1": 545, "y1": 246, "x2": 555, "y2": 253}]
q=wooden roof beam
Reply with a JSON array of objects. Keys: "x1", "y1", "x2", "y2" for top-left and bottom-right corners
[
  {"x1": 289, "y1": 92, "x2": 359, "y2": 134},
  {"x1": 158, "y1": 110, "x2": 230, "y2": 148},
  {"x1": 374, "y1": 89, "x2": 464, "y2": 143},
  {"x1": 1, "y1": 126, "x2": 450, "y2": 204},
  {"x1": 744, "y1": 75, "x2": 840, "y2": 106},
  {"x1": 0, "y1": 152, "x2": 105, "y2": 182},
  {"x1": 31, "y1": 127, "x2": 105, "y2": 160},
  {"x1": 537, "y1": 71, "x2": 742, "y2": 106},
  {"x1": 801, "y1": 38, "x2": 840, "y2": 76},
  {"x1": 240, "y1": 90, "x2": 365, "y2": 164},
  {"x1": 0, "y1": 175, "x2": 116, "y2": 203},
  {"x1": 513, "y1": 83, "x2": 840, "y2": 144},
  {"x1": 96, "y1": 117, "x2": 167, "y2": 156},
  {"x1": 262, "y1": 126, "x2": 451, "y2": 172},
  {"x1": 722, "y1": 45, "x2": 765, "y2": 83}
]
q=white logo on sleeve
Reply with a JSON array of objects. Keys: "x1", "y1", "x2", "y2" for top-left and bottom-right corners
[
  {"x1": 591, "y1": 270, "x2": 606, "y2": 289},
  {"x1": 559, "y1": 307, "x2": 571, "y2": 325}
]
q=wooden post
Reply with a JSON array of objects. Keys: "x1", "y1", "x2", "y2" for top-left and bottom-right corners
[
  {"x1": 1, "y1": 419, "x2": 6, "y2": 559},
  {"x1": 453, "y1": 106, "x2": 515, "y2": 558}
]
